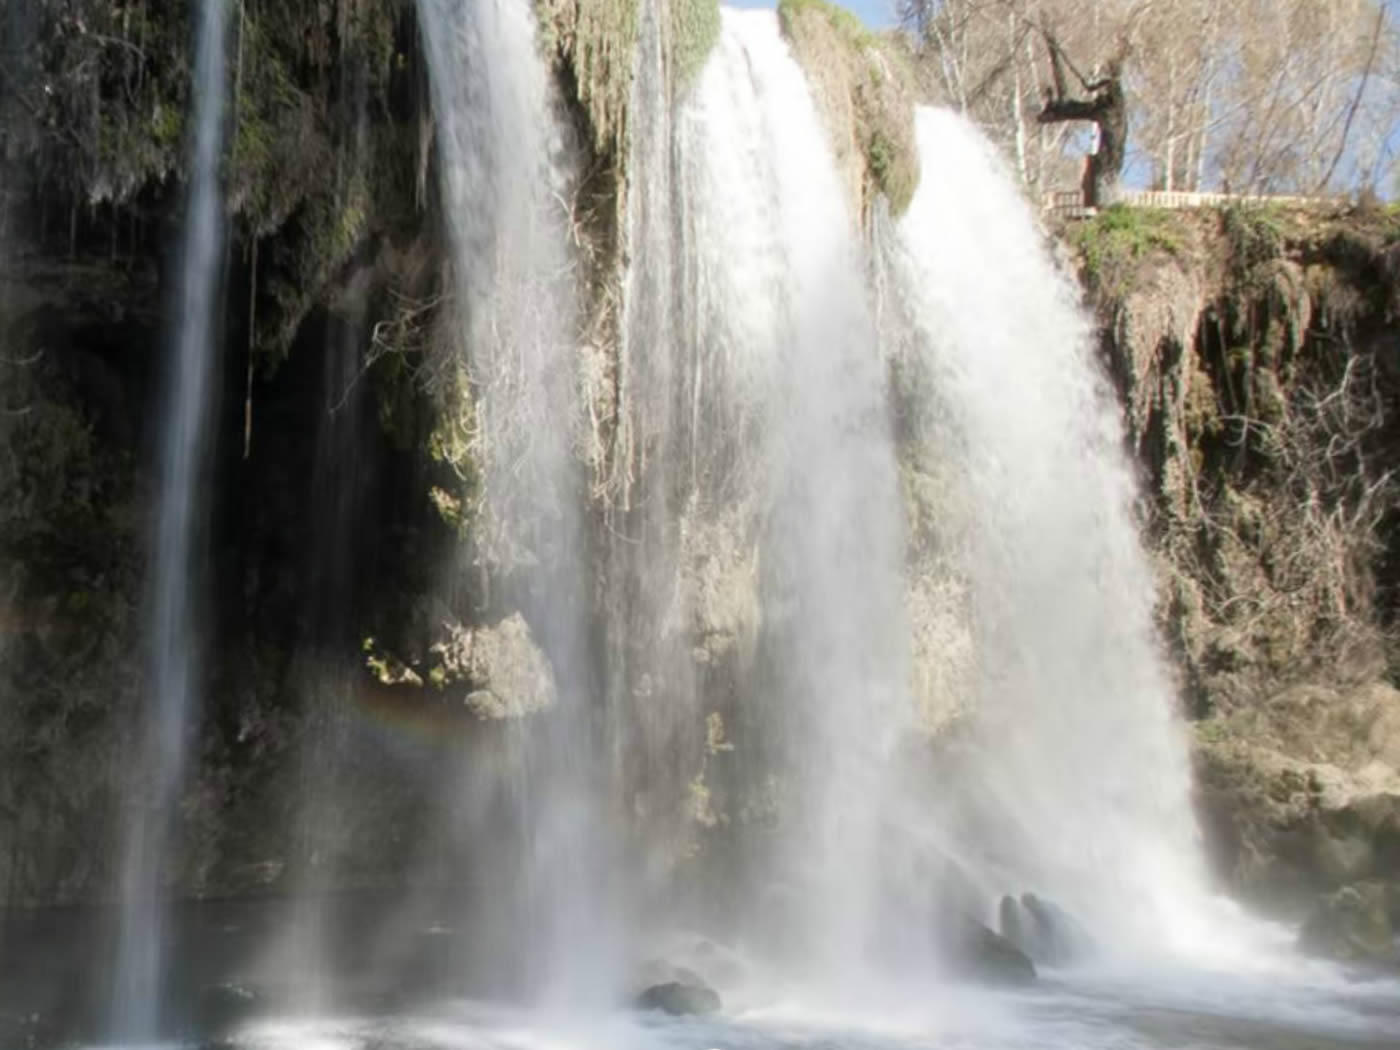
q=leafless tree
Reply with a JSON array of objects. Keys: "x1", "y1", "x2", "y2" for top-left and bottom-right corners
[
  {"x1": 1036, "y1": 24, "x2": 1128, "y2": 205},
  {"x1": 902, "y1": 0, "x2": 1400, "y2": 197}
]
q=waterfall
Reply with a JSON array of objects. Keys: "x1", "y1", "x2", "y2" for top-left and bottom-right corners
[
  {"x1": 679, "y1": 10, "x2": 911, "y2": 986},
  {"x1": 880, "y1": 107, "x2": 1230, "y2": 959},
  {"x1": 609, "y1": 0, "x2": 705, "y2": 909},
  {"x1": 415, "y1": 0, "x2": 617, "y2": 1008},
  {"x1": 110, "y1": 0, "x2": 230, "y2": 1039}
]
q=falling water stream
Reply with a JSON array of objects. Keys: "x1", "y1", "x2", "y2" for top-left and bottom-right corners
[
  {"x1": 415, "y1": 0, "x2": 617, "y2": 1010},
  {"x1": 606, "y1": 0, "x2": 702, "y2": 922},
  {"x1": 109, "y1": 0, "x2": 230, "y2": 1041},
  {"x1": 880, "y1": 107, "x2": 1269, "y2": 964},
  {"x1": 680, "y1": 11, "x2": 911, "y2": 986}
]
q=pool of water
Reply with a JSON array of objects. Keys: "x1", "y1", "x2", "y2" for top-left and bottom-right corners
[
  {"x1": 6, "y1": 897, "x2": 1398, "y2": 1050},
  {"x1": 224, "y1": 969, "x2": 1400, "y2": 1050}
]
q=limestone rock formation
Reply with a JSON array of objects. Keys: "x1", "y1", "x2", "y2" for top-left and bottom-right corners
[
  {"x1": 430, "y1": 613, "x2": 557, "y2": 719},
  {"x1": 777, "y1": 0, "x2": 922, "y2": 217},
  {"x1": 937, "y1": 912, "x2": 1037, "y2": 985},
  {"x1": 1195, "y1": 686, "x2": 1400, "y2": 910},
  {"x1": 634, "y1": 979, "x2": 722, "y2": 1014},
  {"x1": 1298, "y1": 883, "x2": 1398, "y2": 967},
  {"x1": 1072, "y1": 203, "x2": 1400, "y2": 923},
  {"x1": 999, "y1": 893, "x2": 1093, "y2": 966}
]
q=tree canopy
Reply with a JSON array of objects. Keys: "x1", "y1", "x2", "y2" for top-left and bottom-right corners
[{"x1": 900, "y1": 0, "x2": 1398, "y2": 197}]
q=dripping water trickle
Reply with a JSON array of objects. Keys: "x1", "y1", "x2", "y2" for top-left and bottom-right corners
[{"x1": 110, "y1": 0, "x2": 231, "y2": 1041}]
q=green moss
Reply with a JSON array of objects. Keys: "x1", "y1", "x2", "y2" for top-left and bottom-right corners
[
  {"x1": 40, "y1": 3, "x2": 195, "y2": 201},
  {"x1": 867, "y1": 123, "x2": 916, "y2": 215},
  {"x1": 371, "y1": 337, "x2": 426, "y2": 453},
  {"x1": 778, "y1": 0, "x2": 919, "y2": 216},
  {"x1": 229, "y1": 10, "x2": 322, "y2": 236},
  {"x1": 777, "y1": 0, "x2": 872, "y2": 47},
  {"x1": 1195, "y1": 719, "x2": 1230, "y2": 745},
  {"x1": 1072, "y1": 205, "x2": 1186, "y2": 285},
  {"x1": 258, "y1": 172, "x2": 373, "y2": 358},
  {"x1": 363, "y1": 637, "x2": 422, "y2": 686},
  {"x1": 1222, "y1": 204, "x2": 1286, "y2": 275},
  {"x1": 426, "y1": 364, "x2": 483, "y2": 537},
  {"x1": 228, "y1": 1, "x2": 421, "y2": 363},
  {"x1": 1184, "y1": 362, "x2": 1223, "y2": 440},
  {"x1": 673, "y1": 0, "x2": 721, "y2": 90},
  {"x1": 868, "y1": 131, "x2": 894, "y2": 189},
  {"x1": 537, "y1": 0, "x2": 640, "y2": 157}
]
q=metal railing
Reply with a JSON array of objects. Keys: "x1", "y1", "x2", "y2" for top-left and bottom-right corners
[{"x1": 1042, "y1": 188, "x2": 1328, "y2": 220}]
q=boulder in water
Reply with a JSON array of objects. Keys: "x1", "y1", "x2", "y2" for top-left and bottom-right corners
[
  {"x1": 634, "y1": 979, "x2": 722, "y2": 1015},
  {"x1": 1299, "y1": 883, "x2": 1398, "y2": 966},
  {"x1": 939, "y1": 913, "x2": 1037, "y2": 985},
  {"x1": 1020, "y1": 892, "x2": 1093, "y2": 964},
  {"x1": 998, "y1": 894, "x2": 1027, "y2": 953},
  {"x1": 998, "y1": 892, "x2": 1093, "y2": 965},
  {"x1": 634, "y1": 957, "x2": 713, "y2": 991}
]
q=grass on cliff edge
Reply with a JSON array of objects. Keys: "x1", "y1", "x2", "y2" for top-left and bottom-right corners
[
  {"x1": 776, "y1": 0, "x2": 918, "y2": 214},
  {"x1": 1071, "y1": 205, "x2": 1188, "y2": 287},
  {"x1": 777, "y1": 0, "x2": 874, "y2": 47}
]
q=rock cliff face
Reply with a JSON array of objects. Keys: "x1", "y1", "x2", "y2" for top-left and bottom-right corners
[
  {"x1": 1073, "y1": 203, "x2": 1400, "y2": 950},
  {"x1": 0, "y1": 0, "x2": 602, "y2": 906},
  {"x1": 0, "y1": 0, "x2": 448, "y2": 905},
  {"x1": 0, "y1": 0, "x2": 747, "y2": 909},
  {"x1": 776, "y1": 0, "x2": 922, "y2": 218}
]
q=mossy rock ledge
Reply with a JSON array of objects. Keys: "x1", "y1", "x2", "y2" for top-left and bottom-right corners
[
  {"x1": 777, "y1": 0, "x2": 920, "y2": 218},
  {"x1": 1070, "y1": 202, "x2": 1400, "y2": 929}
]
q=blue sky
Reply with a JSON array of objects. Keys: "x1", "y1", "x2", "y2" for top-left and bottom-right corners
[{"x1": 728, "y1": 0, "x2": 898, "y2": 30}]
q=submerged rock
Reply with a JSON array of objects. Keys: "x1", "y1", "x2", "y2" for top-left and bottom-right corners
[
  {"x1": 634, "y1": 980, "x2": 722, "y2": 1015},
  {"x1": 1299, "y1": 883, "x2": 1398, "y2": 966}
]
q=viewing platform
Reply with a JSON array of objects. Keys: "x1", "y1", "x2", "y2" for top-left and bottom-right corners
[{"x1": 1042, "y1": 188, "x2": 1326, "y2": 220}]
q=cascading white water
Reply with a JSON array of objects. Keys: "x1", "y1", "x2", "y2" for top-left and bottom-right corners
[
  {"x1": 605, "y1": 0, "x2": 712, "y2": 916},
  {"x1": 880, "y1": 107, "x2": 1234, "y2": 960},
  {"x1": 109, "y1": 0, "x2": 229, "y2": 1040},
  {"x1": 415, "y1": 0, "x2": 617, "y2": 1008},
  {"x1": 680, "y1": 10, "x2": 911, "y2": 987}
]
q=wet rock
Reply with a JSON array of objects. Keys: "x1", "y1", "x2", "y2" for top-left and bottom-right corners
[
  {"x1": 635, "y1": 957, "x2": 708, "y2": 990},
  {"x1": 1194, "y1": 685, "x2": 1400, "y2": 915},
  {"x1": 998, "y1": 894, "x2": 1027, "y2": 952},
  {"x1": 1299, "y1": 883, "x2": 1398, "y2": 966},
  {"x1": 939, "y1": 913, "x2": 1037, "y2": 986},
  {"x1": 634, "y1": 979, "x2": 722, "y2": 1015},
  {"x1": 430, "y1": 613, "x2": 557, "y2": 719},
  {"x1": 1020, "y1": 893, "x2": 1093, "y2": 964}
]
